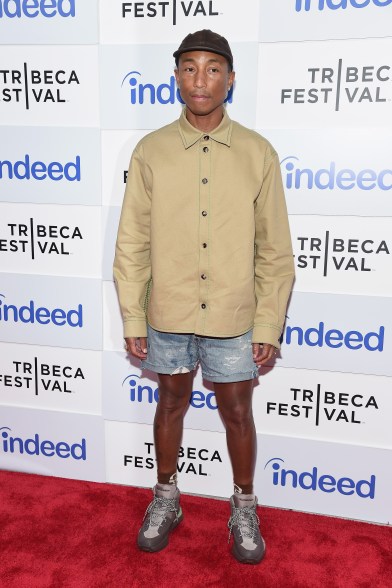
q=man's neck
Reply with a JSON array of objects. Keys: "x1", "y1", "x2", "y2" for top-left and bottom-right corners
[{"x1": 185, "y1": 107, "x2": 224, "y2": 133}]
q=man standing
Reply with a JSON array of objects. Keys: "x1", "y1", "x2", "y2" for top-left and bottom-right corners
[{"x1": 114, "y1": 30, "x2": 294, "y2": 564}]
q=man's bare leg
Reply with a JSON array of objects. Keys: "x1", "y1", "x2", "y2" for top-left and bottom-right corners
[
  {"x1": 214, "y1": 379, "x2": 265, "y2": 563},
  {"x1": 137, "y1": 372, "x2": 193, "y2": 552},
  {"x1": 154, "y1": 372, "x2": 194, "y2": 483},
  {"x1": 214, "y1": 379, "x2": 256, "y2": 493}
]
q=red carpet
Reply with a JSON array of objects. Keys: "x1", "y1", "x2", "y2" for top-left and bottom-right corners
[{"x1": 0, "y1": 470, "x2": 391, "y2": 588}]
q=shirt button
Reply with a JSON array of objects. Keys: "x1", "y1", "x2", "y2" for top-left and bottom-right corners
[
  {"x1": 201, "y1": 303, "x2": 207, "y2": 309},
  {"x1": 202, "y1": 178, "x2": 208, "y2": 184},
  {"x1": 204, "y1": 135, "x2": 209, "y2": 141},
  {"x1": 201, "y1": 274, "x2": 207, "y2": 280},
  {"x1": 202, "y1": 210, "x2": 207, "y2": 217},
  {"x1": 202, "y1": 242, "x2": 207, "y2": 248},
  {"x1": 203, "y1": 146, "x2": 209, "y2": 153}
]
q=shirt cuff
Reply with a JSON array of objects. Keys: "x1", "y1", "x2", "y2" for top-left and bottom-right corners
[
  {"x1": 123, "y1": 318, "x2": 148, "y2": 339},
  {"x1": 252, "y1": 324, "x2": 282, "y2": 349}
]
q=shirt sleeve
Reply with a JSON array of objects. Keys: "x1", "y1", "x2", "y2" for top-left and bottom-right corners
[
  {"x1": 113, "y1": 145, "x2": 152, "y2": 338},
  {"x1": 253, "y1": 147, "x2": 295, "y2": 348}
]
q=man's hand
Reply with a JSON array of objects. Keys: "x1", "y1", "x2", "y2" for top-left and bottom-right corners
[
  {"x1": 125, "y1": 337, "x2": 148, "y2": 360},
  {"x1": 252, "y1": 343, "x2": 277, "y2": 367}
]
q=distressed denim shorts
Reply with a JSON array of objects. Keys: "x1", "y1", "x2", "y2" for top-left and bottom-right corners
[{"x1": 141, "y1": 324, "x2": 259, "y2": 383}]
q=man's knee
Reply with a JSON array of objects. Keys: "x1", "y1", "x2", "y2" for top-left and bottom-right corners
[
  {"x1": 157, "y1": 373, "x2": 193, "y2": 412},
  {"x1": 220, "y1": 401, "x2": 253, "y2": 429}
]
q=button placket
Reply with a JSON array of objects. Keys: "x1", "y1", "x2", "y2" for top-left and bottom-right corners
[{"x1": 198, "y1": 135, "x2": 211, "y2": 330}]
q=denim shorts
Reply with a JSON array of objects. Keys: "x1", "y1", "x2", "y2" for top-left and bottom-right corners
[{"x1": 141, "y1": 324, "x2": 258, "y2": 383}]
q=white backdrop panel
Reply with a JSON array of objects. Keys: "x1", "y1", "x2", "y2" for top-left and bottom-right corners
[
  {"x1": 103, "y1": 354, "x2": 392, "y2": 446},
  {"x1": 0, "y1": 0, "x2": 99, "y2": 44},
  {"x1": 100, "y1": 0, "x2": 260, "y2": 44},
  {"x1": 259, "y1": 128, "x2": 392, "y2": 217},
  {"x1": 99, "y1": 42, "x2": 258, "y2": 129},
  {"x1": 290, "y1": 215, "x2": 392, "y2": 296},
  {"x1": 253, "y1": 366, "x2": 392, "y2": 448},
  {"x1": 0, "y1": 45, "x2": 99, "y2": 127},
  {"x1": 104, "y1": 284, "x2": 392, "y2": 374},
  {"x1": 1, "y1": 0, "x2": 391, "y2": 527},
  {"x1": 256, "y1": 434, "x2": 392, "y2": 524},
  {"x1": 103, "y1": 351, "x2": 224, "y2": 433},
  {"x1": 0, "y1": 126, "x2": 102, "y2": 206},
  {"x1": 103, "y1": 280, "x2": 123, "y2": 351},
  {"x1": 102, "y1": 206, "x2": 121, "y2": 281},
  {"x1": 105, "y1": 420, "x2": 232, "y2": 497},
  {"x1": 0, "y1": 405, "x2": 105, "y2": 482},
  {"x1": 260, "y1": 0, "x2": 392, "y2": 42},
  {"x1": 257, "y1": 38, "x2": 392, "y2": 128},
  {"x1": 0, "y1": 203, "x2": 102, "y2": 278},
  {"x1": 0, "y1": 273, "x2": 102, "y2": 350},
  {"x1": 277, "y1": 291, "x2": 390, "y2": 376},
  {"x1": 101, "y1": 130, "x2": 149, "y2": 207},
  {"x1": 0, "y1": 342, "x2": 102, "y2": 415}
]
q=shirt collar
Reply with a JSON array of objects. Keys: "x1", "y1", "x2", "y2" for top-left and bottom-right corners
[{"x1": 178, "y1": 108, "x2": 232, "y2": 149}]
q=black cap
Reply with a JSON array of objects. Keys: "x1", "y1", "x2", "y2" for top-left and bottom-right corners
[{"x1": 173, "y1": 29, "x2": 233, "y2": 71}]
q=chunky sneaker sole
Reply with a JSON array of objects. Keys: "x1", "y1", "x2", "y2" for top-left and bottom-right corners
[
  {"x1": 231, "y1": 533, "x2": 266, "y2": 564},
  {"x1": 137, "y1": 507, "x2": 183, "y2": 553}
]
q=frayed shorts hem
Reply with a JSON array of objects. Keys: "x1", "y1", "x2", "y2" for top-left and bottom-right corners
[
  {"x1": 141, "y1": 325, "x2": 258, "y2": 384},
  {"x1": 202, "y1": 369, "x2": 259, "y2": 383},
  {"x1": 140, "y1": 361, "x2": 197, "y2": 375},
  {"x1": 141, "y1": 362, "x2": 258, "y2": 384}
]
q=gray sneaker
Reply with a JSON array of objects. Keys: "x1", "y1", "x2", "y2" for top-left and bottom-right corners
[
  {"x1": 137, "y1": 484, "x2": 183, "y2": 552},
  {"x1": 228, "y1": 494, "x2": 266, "y2": 564}
]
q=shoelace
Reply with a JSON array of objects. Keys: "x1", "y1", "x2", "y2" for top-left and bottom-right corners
[
  {"x1": 228, "y1": 505, "x2": 260, "y2": 544},
  {"x1": 143, "y1": 496, "x2": 179, "y2": 528}
]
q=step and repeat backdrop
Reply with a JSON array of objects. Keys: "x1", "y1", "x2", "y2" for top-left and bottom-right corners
[{"x1": 1, "y1": 0, "x2": 391, "y2": 525}]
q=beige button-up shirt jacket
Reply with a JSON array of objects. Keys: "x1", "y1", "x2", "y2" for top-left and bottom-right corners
[{"x1": 114, "y1": 110, "x2": 295, "y2": 349}]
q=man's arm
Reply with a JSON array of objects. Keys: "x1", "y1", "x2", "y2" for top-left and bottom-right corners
[
  {"x1": 253, "y1": 146, "x2": 295, "y2": 350},
  {"x1": 113, "y1": 145, "x2": 152, "y2": 340}
]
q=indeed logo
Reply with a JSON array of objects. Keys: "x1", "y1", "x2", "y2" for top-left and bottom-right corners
[
  {"x1": 0, "y1": 155, "x2": 81, "y2": 182},
  {"x1": 295, "y1": 0, "x2": 392, "y2": 11},
  {"x1": 123, "y1": 374, "x2": 218, "y2": 410},
  {"x1": 281, "y1": 157, "x2": 392, "y2": 191},
  {"x1": 0, "y1": 427, "x2": 86, "y2": 460},
  {"x1": 282, "y1": 320, "x2": 384, "y2": 351},
  {"x1": 0, "y1": 294, "x2": 83, "y2": 327},
  {"x1": 0, "y1": 0, "x2": 75, "y2": 18},
  {"x1": 121, "y1": 70, "x2": 233, "y2": 105},
  {"x1": 264, "y1": 458, "x2": 375, "y2": 499}
]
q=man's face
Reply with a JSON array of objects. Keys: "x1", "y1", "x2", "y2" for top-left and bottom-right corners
[{"x1": 175, "y1": 51, "x2": 235, "y2": 119}]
